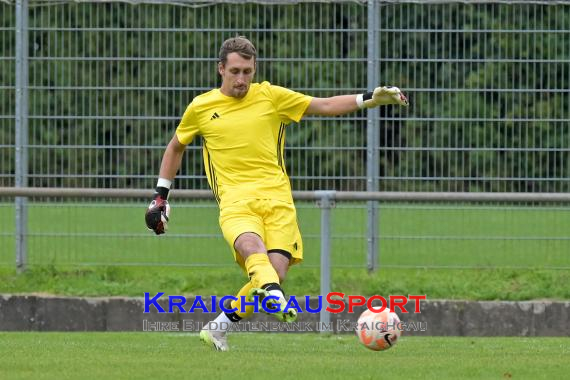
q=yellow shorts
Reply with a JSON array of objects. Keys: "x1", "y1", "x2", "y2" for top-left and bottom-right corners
[{"x1": 219, "y1": 198, "x2": 303, "y2": 269}]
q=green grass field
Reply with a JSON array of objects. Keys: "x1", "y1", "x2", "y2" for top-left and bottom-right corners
[
  {"x1": 1, "y1": 265, "x2": 569, "y2": 300},
  {"x1": 1, "y1": 333, "x2": 569, "y2": 380},
  {"x1": 1, "y1": 201, "x2": 569, "y2": 300},
  {"x1": 1, "y1": 202, "x2": 568, "y2": 379},
  {"x1": 1, "y1": 201, "x2": 569, "y2": 268}
]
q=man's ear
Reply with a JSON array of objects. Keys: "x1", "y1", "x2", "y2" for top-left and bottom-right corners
[{"x1": 218, "y1": 62, "x2": 224, "y2": 76}]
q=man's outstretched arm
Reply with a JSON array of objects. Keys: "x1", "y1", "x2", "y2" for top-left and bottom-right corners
[{"x1": 305, "y1": 86, "x2": 408, "y2": 116}]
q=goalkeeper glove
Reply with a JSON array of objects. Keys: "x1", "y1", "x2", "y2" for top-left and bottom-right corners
[
  {"x1": 145, "y1": 184, "x2": 170, "y2": 235},
  {"x1": 356, "y1": 86, "x2": 408, "y2": 109}
]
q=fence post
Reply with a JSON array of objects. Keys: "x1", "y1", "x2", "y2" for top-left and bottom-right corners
[
  {"x1": 366, "y1": 0, "x2": 380, "y2": 272},
  {"x1": 15, "y1": 0, "x2": 29, "y2": 273},
  {"x1": 316, "y1": 190, "x2": 335, "y2": 333}
]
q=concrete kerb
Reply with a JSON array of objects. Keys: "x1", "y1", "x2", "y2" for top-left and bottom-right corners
[{"x1": 1, "y1": 295, "x2": 568, "y2": 336}]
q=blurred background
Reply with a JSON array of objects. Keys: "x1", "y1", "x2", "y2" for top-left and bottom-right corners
[{"x1": 0, "y1": 0, "x2": 569, "y2": 273}]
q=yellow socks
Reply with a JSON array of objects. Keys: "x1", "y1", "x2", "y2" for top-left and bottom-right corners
[
  {"x1": 244, "y1": 253, "x2": 280, "y2": 289},
  {"x1": 229, "y1": 281, "x2": 254, "y2": 320},
  {"x1": 221, "y1": 253, "x2": 285, "y2": 324}
]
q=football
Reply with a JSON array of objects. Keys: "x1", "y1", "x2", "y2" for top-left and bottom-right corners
[{"x1": 355, "y1": 308, "x2": 402, "y2": 351}]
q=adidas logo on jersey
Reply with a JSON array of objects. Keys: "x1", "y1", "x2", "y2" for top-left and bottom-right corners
[{"x1": 210, "y1": 112, "x2": 220, "y2": 120}]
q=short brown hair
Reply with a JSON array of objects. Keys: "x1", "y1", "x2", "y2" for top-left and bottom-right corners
[{"x1": 218, "y1": 36, "x2": 257, "y2": 65}]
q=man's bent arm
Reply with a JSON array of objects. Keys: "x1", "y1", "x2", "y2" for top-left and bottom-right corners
[
  {"x1": 146, "y1": 133, "x2": 184, "y2": 235},
  {"x1": 159, "y1": 134, "x2": 187, "y2": 181}
]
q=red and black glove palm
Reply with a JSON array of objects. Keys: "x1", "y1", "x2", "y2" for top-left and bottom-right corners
[{"x1": 145, "y1": 188, "x2": 170, "y2": 235}]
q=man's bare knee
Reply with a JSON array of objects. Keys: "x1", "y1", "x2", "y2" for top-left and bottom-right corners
[{"x1": 234, "y1": 232, "x2": 266, "y2": 259}]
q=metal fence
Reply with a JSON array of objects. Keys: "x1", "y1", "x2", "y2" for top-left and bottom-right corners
[{"x1": 1, "y1": 0, "x2": 569, "y2": 270}]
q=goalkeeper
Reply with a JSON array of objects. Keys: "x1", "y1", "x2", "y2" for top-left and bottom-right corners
[{"x1": 145, "y1": 36, "x2": 408, "y2": 351}]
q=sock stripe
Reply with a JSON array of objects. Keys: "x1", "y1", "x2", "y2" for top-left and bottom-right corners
[{"x1": 224, "y1": 311, "x2": 242, "y2": 323}]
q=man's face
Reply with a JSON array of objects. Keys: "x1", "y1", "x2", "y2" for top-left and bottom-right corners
[{"x1": 218, "y1": 52, "x2": 256, "y2": 98}]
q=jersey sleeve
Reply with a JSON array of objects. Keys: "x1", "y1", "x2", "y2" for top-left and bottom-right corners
[
  {"x1": 269, "y1": 85, "x2": 313, "y2": 124},
  {"x1": 175, "y1": 103, "x2": 200, "y2": 145}
]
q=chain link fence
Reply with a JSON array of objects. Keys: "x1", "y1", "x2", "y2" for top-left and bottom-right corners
[{"x1": 1, "y1": 0, "x2": 569, "y2": 269}]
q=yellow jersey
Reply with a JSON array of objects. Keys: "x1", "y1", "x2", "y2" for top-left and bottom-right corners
[{"x1": 175, "y1": 81, "x2": 312, "y2": 208}]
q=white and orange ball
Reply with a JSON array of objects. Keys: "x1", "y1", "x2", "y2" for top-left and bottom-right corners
[{"x1": 355, "y1": 308, "x2": 402, "y2": 351}]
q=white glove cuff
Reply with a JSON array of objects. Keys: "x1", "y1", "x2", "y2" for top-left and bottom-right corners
[
  {"x1": 157, "y1": 178, "x2": 172, "y2": 189},
  {"x1": 356, "y1": 94, "x2": 365, "y2": 109}
]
